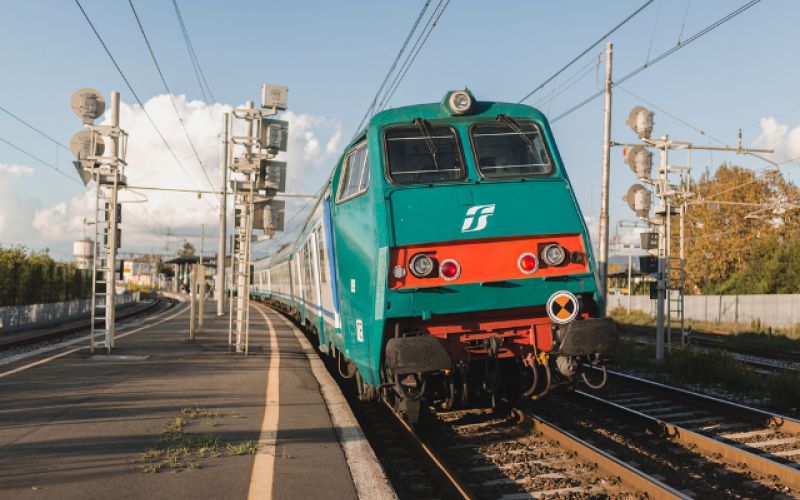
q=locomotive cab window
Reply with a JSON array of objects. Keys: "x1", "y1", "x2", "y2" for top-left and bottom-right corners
[
  {"x1": 337, "y1": 141, "x2": 370, "y2": 203},
  {"x1": 470, "y1": 118, "x2": 553, "y2": 178},
  {"x1": 385, "y1": 122, "x2": 465, "y2": 184}
]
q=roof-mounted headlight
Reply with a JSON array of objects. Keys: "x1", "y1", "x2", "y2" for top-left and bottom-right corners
[{"x1": 447, "y1": 90, "x2": 474, "y2": 115}]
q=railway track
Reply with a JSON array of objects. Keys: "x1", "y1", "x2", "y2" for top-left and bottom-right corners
[
  {"x1": 0, "y1": 296, "x2": 173, "y2": 351},
  {"x1": 422, "y1": 407, "x2": 686, "y2": 499},
  {"x1": 538, "y1": 369, "x2": 800, "y2": 498}
]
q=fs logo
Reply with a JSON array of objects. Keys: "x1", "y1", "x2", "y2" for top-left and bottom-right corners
[{"x1": 461, "y1": 204, "x2": 496, "y2": 233}]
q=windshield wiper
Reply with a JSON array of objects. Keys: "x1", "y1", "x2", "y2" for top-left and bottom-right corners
[
  {"x1": 497, "y1": 114, "x2": 534, "y2": 152},
  {"x1": 414, "y1": 118, "x2": 439, "y2": 170}
]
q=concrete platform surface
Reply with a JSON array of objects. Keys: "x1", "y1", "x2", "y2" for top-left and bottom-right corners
[{"x1": 0, "y1": 299, "x2": 393, "y2": 499}]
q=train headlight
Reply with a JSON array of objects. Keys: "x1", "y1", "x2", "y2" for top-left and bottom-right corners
[
  {"x1": 439, "y1": 259, "x2": 461, "y2": 281},
  {"x1": 409, "y1": 253, "x2": 436, "y2": 278},
  {"x1": 448, "y1": 90, "x2": 473, "y2": 115},
  {"x1": 541, "y1": 244, "x2": 567, "y2": 267},
  {"x1": 518, "y1": 253, "x2": 539, "y2": 274}
]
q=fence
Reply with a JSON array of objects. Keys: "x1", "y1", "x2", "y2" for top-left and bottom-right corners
[
  {"x1": 0, "y1": 291, "x2": 140, "y2": 334},
  {"x1": 607, "y1": 293, "x2": 800, "y2": 329}
]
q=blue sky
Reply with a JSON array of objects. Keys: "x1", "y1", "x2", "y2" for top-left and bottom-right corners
[{"x1": 1, "y1": 0, "x2": 799, "y2": 259}]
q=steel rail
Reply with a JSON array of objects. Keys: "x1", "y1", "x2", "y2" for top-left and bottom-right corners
[
  {"x1": 574, "y1": 389, "x2": 800, "y2": 491},
  {"x1": 606, "y1": 369, "x2": 800, "y2": 433},
  {"x1": 383, "y1": 401, "x2": 474, "y2": 499},
  {"x1": 575, "y1": 370, "x2": 800, "y2": 491},
  {"x1": 522, "y1": 409, "x2": 688, "y2": 499}
]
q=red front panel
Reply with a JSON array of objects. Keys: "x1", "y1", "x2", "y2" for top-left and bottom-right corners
[{"x1": 389, "y1": 234, "x2": 588, "y2": 290}]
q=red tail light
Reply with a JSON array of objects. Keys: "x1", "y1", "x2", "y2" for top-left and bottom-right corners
[
  {"x1": 439, "y1": 259, "x2": 461, "y2": 281},
  {"x1": 518, "y1": 253, "x2": 539, "y2": 274}
]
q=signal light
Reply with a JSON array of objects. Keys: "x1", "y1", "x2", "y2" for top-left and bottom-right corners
[
  {"x1": 623, "y1": 184, "x2": 652, "y2": 219},
  {"x1": 439, "y1": 259, "x2": 461, "y2": 281},
  {"x1": 626, "y1": 106, "x2": 654, "y2": 139},
  {"x1": 625, "y1": 145, "x2": 652, "y2": 180},
  {"x1": 518, "y1": 253, "x2": 539, "y2": 274}
]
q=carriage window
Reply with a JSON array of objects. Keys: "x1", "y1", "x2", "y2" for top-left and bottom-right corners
[
  {"x1": 337, "y1": 141, "x2": 369, "y2": 202},
  {"x1": 385, "y1": 123, "x2": 464, "y2": 184},
  {"x1": 470, "y1": 119, "x2": 553, "y2": 178}
]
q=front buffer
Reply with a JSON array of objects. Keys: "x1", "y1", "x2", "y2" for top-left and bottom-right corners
[{"x1": 378, "y1": 290, "x2": 618, "y2": 422}]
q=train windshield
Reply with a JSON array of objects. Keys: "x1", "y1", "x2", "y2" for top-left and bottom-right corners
[
  {"x1": 385, "y1": 123, "x2": 465, "y2": 184},
  {"x1": 470, "y1": 118, "x2": 553, "y2": 178}
]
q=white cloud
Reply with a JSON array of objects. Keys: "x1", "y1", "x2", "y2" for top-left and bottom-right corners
[
  {"x1": 755, "y1": 116, "x2": 800, "y2": 164},
  {"x1": 25, "y1": 94, "x2": 342, "y2": 257}
]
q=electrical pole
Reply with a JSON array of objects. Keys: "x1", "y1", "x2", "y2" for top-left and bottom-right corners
[
  {"x1": 199, "y1": 223, "x2": 204, "y2": 334},
  {"x1": 217, "y1": 113, "x2": 230, "y2": 316},
  {"x1": 598, "y1": 42, "x2": 613, "y2": 316}
]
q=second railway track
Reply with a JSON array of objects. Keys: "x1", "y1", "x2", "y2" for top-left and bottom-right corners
[{"x1": 537, "y1": 369, "x2": 800, "y2": 498}]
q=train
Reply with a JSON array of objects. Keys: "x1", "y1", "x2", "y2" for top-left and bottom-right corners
[{"x1": 248, "y1": 89, "x2": 617, "y2": 422}]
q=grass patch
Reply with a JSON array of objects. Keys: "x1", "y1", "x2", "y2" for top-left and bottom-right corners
[
  {"x1": 610, "y1": 338, "x2": 800, "y2": 410},
  {"x1": 226, "y1": 440, "x2": 259, "y2": 456},
  {"x1": 140, "y1": 407, "x2": 259, "y2": 473}
]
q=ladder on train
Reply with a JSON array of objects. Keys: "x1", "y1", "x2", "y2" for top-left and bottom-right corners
[
  {"x1": 90, "y1": 180, "x2": 118, "y2": 354},
  {"x1": 664, "y1": 255, "x2": 686, "y2": 351}
]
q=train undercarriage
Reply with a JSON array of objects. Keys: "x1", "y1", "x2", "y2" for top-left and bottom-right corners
[{"x1": 372, "y1": 308, "x2": 618, "y2": 423}]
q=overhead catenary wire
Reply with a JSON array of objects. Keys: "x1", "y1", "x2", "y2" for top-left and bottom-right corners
[
  {"x1": 127, "y1": 0, "x2": 216, "y2": 194},
  {"x1": 0, "y1": 105, "x2": 70, "y2": 151},
  {"x1": 351, "y1": 0, "x2": 432, "y2": 137},
  {"x1": 73, "y1": 0, "x2": 211, "y2": 206},
  {"x1": 171, "y1": 0, "x2": 216, "y2": 104},
  {"x1": 518, "y1": 0, "x2": 656, "y2": 104},
  {"x1": 377, "y1": 0, "x2": 450, "y2": 113},
  {"x1": 0, "y1": 135, "x2": 82, "y2": 185},
  {"x1": 550, "y1": 0, "x2": 763, "y2": 123}
]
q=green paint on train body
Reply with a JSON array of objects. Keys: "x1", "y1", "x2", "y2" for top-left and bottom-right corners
[
  {"x1": 263, "y1": 95, "x2": 600, "y2": 386},
  {"x1": 320, "y1": 97, "x2": 600, "y2": 386}
]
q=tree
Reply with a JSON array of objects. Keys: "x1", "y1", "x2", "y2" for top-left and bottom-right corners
[{"x1": 681, "y1": 164, "x2": 799, "y2": 293}]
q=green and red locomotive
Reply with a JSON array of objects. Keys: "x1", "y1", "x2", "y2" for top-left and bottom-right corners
[{"x1": 252, "y1": 90, "x2": 617, "y2": 421}]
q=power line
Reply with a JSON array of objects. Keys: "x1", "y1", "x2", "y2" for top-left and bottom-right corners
[
  {"x1": 616, "y1": 85, "x2": 728, "y2": 146},
  {"x1": 352, "y1": 0, "x2": 432, "y2": 136},
  {"x1": 378, "y1": 0, "x2": 450, "y2": 112},
  {"x1": 0, "y1": 105, "x2": 70, "y2": 150},
  {"x1": 171, "y1": 0, "x2": 216, "y2": 104},
  {"x1": 127, "y1": 0, "x2": 216, "y2": 192},
  {"x1": 551, "y1": 0, "x2": 763, "y2": 123},
  {"x1": 0, "y1": 135, "x2": 82, "y2": 185},
  {"x1": 73, "y1": 0, "x2": 209, "y2": 203},
  {"x1": 518, "y1": 0, "x2": 655, "y2": 103}
]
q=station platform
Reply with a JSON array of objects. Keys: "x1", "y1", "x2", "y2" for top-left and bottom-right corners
[{"x1": 0, "y1": 298, "x2": 395, "y2": 500}]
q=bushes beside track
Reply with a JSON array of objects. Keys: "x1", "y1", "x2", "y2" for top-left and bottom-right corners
[{"x1": 0, "y1": 245, "x2": 91, "y2": 306}]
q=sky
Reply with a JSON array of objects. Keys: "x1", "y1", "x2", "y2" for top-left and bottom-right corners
[{"x1": 1, "y1": 0, "x2": 800, "y2": 261}]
